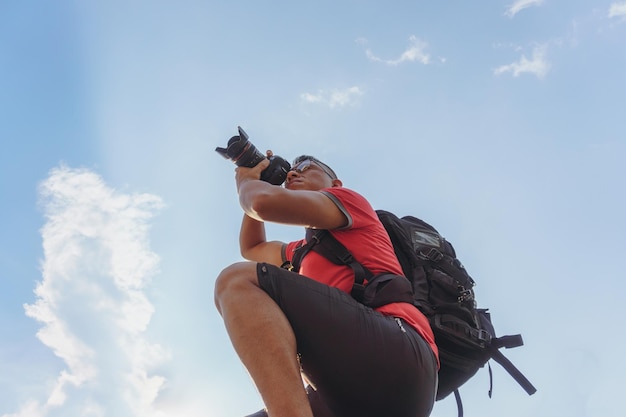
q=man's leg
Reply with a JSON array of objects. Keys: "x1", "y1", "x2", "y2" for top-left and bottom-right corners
[
  {"x1": 255, "y1": 263, "x2": 438, "y2": 417},
  {"x1": 214, "y1": 262, "x2": 314, "y2": 417}
]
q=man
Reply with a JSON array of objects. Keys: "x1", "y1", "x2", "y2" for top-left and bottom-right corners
[{"x1": 214, "y1": 155, "x2": 438, "y2": 417}]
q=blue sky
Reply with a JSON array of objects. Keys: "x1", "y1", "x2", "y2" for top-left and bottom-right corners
[{"x1": 1, "y1": 1, "x2": 625, "y2": 416}]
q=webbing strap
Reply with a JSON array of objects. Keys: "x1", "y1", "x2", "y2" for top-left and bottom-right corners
[
  {"x1": 290, "y1": 229, "x2": 374, "y2": 286},
  {"x1": 453, "y1": 389, "x2": 464, "y2": 417},
  {"x1": 488, "y1": 362, "x2": 493, "y2": 398},
  {"x1": 492, "y1": 334, "x2": 524, "y2": 349},
  {"x1": 307, "y1": 230, "x2": 373, "y2": 285},
  {"x1": 289, "y1": 229, "x2": 327, "y2": 272},
  {"x1": 490, "y1": 349, "x2": 537, "y2": 395}
]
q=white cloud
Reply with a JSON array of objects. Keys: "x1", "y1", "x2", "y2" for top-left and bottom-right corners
[
  {"x1": 1, "y1": 401, "x2": 45, "y2": 417},
  {"x1": 608, "y1": 2, "x2": 626, "y2": 19},
  {"x1": 505, "y1": 0, "x2": 544, "y2": 18},
  {"x1": 365, "y1": 35, "x2": 432, "y2": 66},
  {"x1": 493, "y1": 44, "x2": 550, "y2": 79},
  {"x1": 10, "y1": 165, "x2": 168, "y2": 417},
  {"x1": 300, "y1": 86, "x2": 364, "y2": 109}
]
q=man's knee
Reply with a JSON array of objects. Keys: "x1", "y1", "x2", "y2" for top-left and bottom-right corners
[{"x1": 214, "y1": 262, "x2": 260, "y2": 310}]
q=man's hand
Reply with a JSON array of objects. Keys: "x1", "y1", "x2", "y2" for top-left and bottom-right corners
[{"x1": 235, "y1": 158, "x2": 270, "y2": 193}]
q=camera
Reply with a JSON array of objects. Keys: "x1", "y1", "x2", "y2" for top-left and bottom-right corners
[{"x1": 215, "y1": 126, "x2": 291, "y2": 185}]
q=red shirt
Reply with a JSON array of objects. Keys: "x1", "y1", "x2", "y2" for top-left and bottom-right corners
[{"x1": 285, "y1": 187, "x2": 438, "y2": 362}]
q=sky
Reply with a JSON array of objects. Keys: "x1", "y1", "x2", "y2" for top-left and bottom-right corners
[{"x1": 1, "y1": 1, "x2": 625, "y2": 416}]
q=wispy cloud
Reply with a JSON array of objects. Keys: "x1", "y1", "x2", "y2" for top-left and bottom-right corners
[
  {"x1": 608, "y1": 2, "x2": 626, "y2": 19},
  {"x1": 364, "y1": 35, "x2": 432, "y2": 66},
  {"x1": 493, "y1": 44, "x2": 550, "y2": 79},
  {"x1": 300, "y1": 86, "x2": 364, "y2": 109},
  {"x1": 8, "y1": 165, "x2": 168, "y2": 417},
  {"x1": 505, "y1": 0, "x2": 544, "y2": 18}
]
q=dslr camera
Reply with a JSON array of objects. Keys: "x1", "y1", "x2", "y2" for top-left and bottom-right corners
[{"x1": 215, "y1": 126, "x2": 291, "y2": 185}]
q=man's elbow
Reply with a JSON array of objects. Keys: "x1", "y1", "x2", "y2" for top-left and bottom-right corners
[
  {"x1": 247, "y1": 192, "x2": 276, "y2": 221},
  {"x1": 240, "y1": 246, "x2": 255, "y2": 261}
]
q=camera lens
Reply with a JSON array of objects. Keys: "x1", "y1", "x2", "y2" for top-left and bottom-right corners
[
  {"x1": 215, "y1": 127, "x2": 290, "y2": 185},
  {"x1": 226, "y1": 136, "x2": 266, "y2": 168}
]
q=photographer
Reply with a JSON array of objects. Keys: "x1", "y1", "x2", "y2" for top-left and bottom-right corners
[{"x1": 214, "y1": 154, "x2": 439, "y2": 417}]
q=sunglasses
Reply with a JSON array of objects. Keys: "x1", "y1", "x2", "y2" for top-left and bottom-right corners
[{"x1": 290, "y1": 159, "x2": 335, "y2": 179}]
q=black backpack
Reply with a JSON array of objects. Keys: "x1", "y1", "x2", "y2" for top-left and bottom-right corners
[{"x1": 289, "y1": 210, "x2": 536, "y2": 416}]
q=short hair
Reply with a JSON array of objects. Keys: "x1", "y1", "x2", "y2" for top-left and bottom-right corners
[{"x1": 292, "y1": 155, "x2": 338, "y2": 180}]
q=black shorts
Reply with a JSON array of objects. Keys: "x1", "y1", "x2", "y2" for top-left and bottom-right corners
[{"x1": 249, "y1": 263, "x2": 438, "y2": 417}]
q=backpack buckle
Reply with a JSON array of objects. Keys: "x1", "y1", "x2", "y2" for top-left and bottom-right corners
[
  {"x1": 421, "y1": 248, "x2": 444, "y2": 262},
  {"x1": 470, "y1": 328, "x2": 492, "y2": 344},
  {"x1": 351, "y1": 282, "x2": 365, "y2": 303},
  {"x1": 477, "y1": 329, "x2": 492, "y2": 343}
]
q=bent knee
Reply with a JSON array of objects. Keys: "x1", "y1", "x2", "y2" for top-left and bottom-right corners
[{"x1": 214, "y1": 262, "x2": 260, "y2": 306}]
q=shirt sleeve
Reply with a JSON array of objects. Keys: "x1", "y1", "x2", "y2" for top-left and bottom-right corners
[{"x1": 320, "y1": 187, "x2": 378, "y2": 231}]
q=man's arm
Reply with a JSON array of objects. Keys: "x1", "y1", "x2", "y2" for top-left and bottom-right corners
[
  {"x1": 239, "y1": 213, "x2": 285, "y2": 266},
  {"x1": 236, "y1": 162, "x2": 347, "y2": 230}
]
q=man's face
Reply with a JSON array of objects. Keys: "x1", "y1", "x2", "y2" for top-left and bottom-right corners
[{"x1": 284, "y1": 159, "x2": 335, "y2": 191}]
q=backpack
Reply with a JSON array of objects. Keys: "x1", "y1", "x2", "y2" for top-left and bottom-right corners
[{"x1": 289, "y1": 210, "x2": 536, "y2": 417}]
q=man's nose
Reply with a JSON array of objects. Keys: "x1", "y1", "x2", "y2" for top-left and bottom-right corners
[{"x1": 286, "y1": 170, "x2": 299, "y2": 181}]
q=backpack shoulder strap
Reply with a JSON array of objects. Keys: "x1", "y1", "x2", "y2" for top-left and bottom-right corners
[
  {"x1": 290, "y1": 229, "x2": 373, "y2": 279},
  {"x1": 288, "y1": 229, "x2": 322, "y2": 272},
  {"x1": 290, "y1": 228, "x2": 375, "y2": 301}
]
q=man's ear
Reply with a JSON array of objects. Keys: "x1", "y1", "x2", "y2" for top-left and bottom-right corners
[{"x1": 331, "y1": 179, "x2": 343, "y2": 187}]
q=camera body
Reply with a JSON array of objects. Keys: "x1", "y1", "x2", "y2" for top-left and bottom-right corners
[{"x1": 215, "y1": 126, "x2": 290, "y2": 185}]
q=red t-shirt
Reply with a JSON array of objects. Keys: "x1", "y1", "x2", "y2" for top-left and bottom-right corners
[{"x1": 285, "y1": 187, "x2": 439, "y2": 362}]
